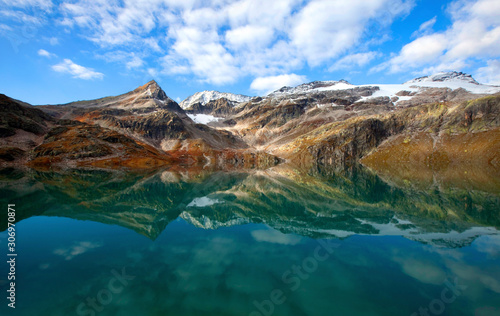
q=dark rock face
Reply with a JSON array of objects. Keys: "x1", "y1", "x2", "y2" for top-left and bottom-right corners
[
  {"x1": 0, "y1": 147, "x2": 26, "y2": 161},
  {"x1": 106, "y1": 110, "x2": 189, "y2": 140},
  {"x1": 0, "y1": 94, "x2": 56, "y2": 163},
  {"x1": 308, "y1": 119, "x2": 389, "y2": 165},
  {"x1": 185, "y1": 98, "x2": 238, "y2": 117},
  {"x1": 0, "y1": 94, "x2": 53, "y2": 136}
]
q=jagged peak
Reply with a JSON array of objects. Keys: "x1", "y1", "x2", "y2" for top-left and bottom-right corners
[
  {"x1": 133, "y1": 80, "x2": 173, "y2": 102},
  {"x1": 135, "y1": 79, "x2": 159, "y2": 91},
  {"x1": 268, "y1": 79, "x2": 353, "y2": 96},
  {"x1": 180, "y1": 90, "x2": 251, "y2": 109},
  {"x1": 406, "y1": 71, "x2": 479, "y2": 85}
]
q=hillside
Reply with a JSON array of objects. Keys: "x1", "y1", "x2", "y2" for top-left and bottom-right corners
[{"x1": 1, "y1": 71, "x2": 499, "y2": 172}]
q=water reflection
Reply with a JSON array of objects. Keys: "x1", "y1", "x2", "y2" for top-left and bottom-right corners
[
  {"x1": 1, "y1": 164, "x2": 499, "y2": 244},
  {"x1": 0, "y1": 165, "x2": 499, "y2": 316}
]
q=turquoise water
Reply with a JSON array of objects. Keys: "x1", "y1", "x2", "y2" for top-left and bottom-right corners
[{"x1": 1, "y1": 166, "x2": 499, "y2": 316}]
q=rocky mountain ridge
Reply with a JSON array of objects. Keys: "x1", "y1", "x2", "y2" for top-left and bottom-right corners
[
  {"x1": 180, "y1": 90, "x2": 251, "y2": 109},
  {"x1": 406, "y1": 71, "x2": 479, "y2": 84},
  {"x1": 1, "y1": 71, "x2": 499, "y2": 174},
  {"x1": 0, "y1": 81, "x2": 278, "y2": 168}
]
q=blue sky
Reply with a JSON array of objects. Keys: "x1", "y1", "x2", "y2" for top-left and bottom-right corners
[{"x1": 0, "y1": 0, "x2": 499, "y2": 105}]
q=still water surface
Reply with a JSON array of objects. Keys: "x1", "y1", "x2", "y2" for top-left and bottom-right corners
[{"x1": 0, "y1": 165, "x2": 499, "y2": 316}]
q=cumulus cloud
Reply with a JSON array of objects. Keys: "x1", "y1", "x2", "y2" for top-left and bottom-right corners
[
  {"x1": 386, "y1": 33, "x2": 448, "y2": 72},
  {"x1": 126, "y1": 56, "x2": 144, "y2": 69},
  {"x1": 225, "y1": 25, "x2": 274, "y2": 49},
  {"x1": 37, "y1": 48, "x2": 55, "y2": 58},
  {"x1": 52, "y1": 59, "x2": 104, "y2": 80},
  {"x1": 250, "y1": 74, "x2": 307, "y2": 94},
  {"x1": 381, "y1": 0, "x2": 500, "y2": 79},
  {"x1": 290, "y1": 0, "x2": 414, "y2": 66},
  {"x1": 475, "y1": 60, "x2": 500, "y2": 85},
  {"x1": 168, "y1": 27, "x2": 240, "y2": 84},
  {"x1": 52, "y1": 0, "x2": 413, "y2": 85}
]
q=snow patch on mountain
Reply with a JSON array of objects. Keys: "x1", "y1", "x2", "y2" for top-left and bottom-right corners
[
  {"x1": 187, "y1": 113, "x2": 223, "y2": 124},
  {"x1": 180, "y1": 91, "x2": 251, "y2": 109},
  {"x1": 406, "y1": 71, "x2": 479, "y2": 85},
  {"x1": 268, "y1": 80, "x2": 353, "y2": 96},
  {"x1": 268, "y1": 72, "x2": 499, "y2": 103},
  {"x1": 268, "y1": 72, "x2": 500, "y2": 105}
]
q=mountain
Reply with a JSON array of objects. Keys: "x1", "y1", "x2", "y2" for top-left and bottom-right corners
[
  {"x1": 1, "y1": 71, "x2": 499, "y2": 174},
  {"x1": 267, "y1": 80, "x2": 355, "y2": 96},
  {"x1": 406, "y1": 71, "x2": 479, "y2": 84},
  {"x1": 180, "y1": 90, "x2": 252, "y2": 109},
  {"x1": 0, "y1": 82, "x2": 278, "y2": 168},
  {"x1": 262, "y1": 71, "x2": 499, "y2": 106},
  {"x1": 41, "y1": 80, "x2": 182, "y2": 116},
  {"x1": 0, "y1": 94, "x2": 55, "y2": 163},
  {"x1": 180, "y1": 72, "x2": 499, "y2": 172},
  {"x1": 0, "y1": 93, "x2": 181, "y2": 168}
]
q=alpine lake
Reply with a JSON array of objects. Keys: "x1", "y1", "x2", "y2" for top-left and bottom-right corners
[{"x1": 1, "y1": 163, "x2": 499, "y2": 316}]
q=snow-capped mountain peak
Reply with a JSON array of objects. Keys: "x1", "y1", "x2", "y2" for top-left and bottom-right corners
[
  {"x1": 180, "y1": 90, "x2": 252, "y2": 109},
  {"x1": 268, "y1": 80, "x2": 353, "y2": 96},
  {"x1": 405, "y1": 71, "x2": 479, "y2": 85}
]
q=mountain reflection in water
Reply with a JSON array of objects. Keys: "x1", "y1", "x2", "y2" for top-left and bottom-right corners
[
  {"x1": 0, "y1": 164, "x2": 499, "y2": 316},
  {"x1": 1, "y1": 164, "x2": 498, "y2": 244}
]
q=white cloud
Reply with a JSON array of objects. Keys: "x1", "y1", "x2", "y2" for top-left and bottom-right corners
[
  {"x1": 55, "y1": 0, "x2": 414, "y2": 85},
  {"x1": 0, "y1": 8, "x2": 46, "y2": 25},
  {"x1": 0, "y1": 0, "x2": 52, "y2": 9},
  {"x1": 382, "y1": 0, "x2": 500, "y2": 74},
  {"x1": 290, "y1": 0, "x2": 414, "y2": 66},
  {"x1": 126, "y1": 55, "x2": 144, "y2": 69},
  {"x1": 97, "y1": 50, "x2": 144, "y2": 70},
  {"x1": 225, "y1": 25, "x2": 274, "y2": 49},
  {"x1": 144, "y1": 37, "x2": 162, "y2": 52},
  {"x1": 329, "y1": 52, "x2": 379, "y2": 71},
  {"x1": 52, "y1": 59, "x2": 104, "y2": 80},
  {"x1": 168, "y1": 26, "x2": 239, "y2": 84},
  {"x1": 475, "y1": 59, "x2": 500, "y2": 85},
  {"x1": 387, "y1": 33, "x2": 448, "y2": 72},
  {"x1": 250, "y1": 73, "x2": 307, "y2": 94},
  {"x1": 0, "y1": 24, "x2": 12, "y2": 32},
  {"x1": 147, "y1": 68, "x2": 158, "y2": 77},
  {"x1": 37, "y1": 48, "x2": 55, "y2": 58},
  {"x1": 411, "y1": 16, "x2": 437, "y2": 38}
]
